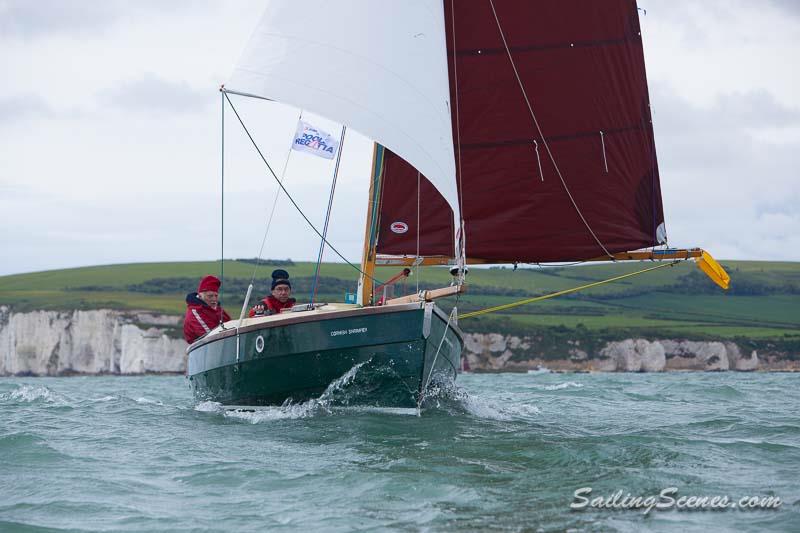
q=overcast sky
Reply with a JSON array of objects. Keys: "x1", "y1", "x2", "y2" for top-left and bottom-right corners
[{"x1": 1, "y1": 0, "x2": 798, "y2": 276}]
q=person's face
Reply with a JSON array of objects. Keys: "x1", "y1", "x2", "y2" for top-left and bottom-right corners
[
  {"x1": 199, "y1": 290, "x2": 219, "y2": 308},
  {"x1": 272, "y1": 284, "x2": 291, "y2": 303}
]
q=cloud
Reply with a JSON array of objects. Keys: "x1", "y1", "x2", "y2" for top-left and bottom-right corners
[
  {"x1": 0, "y1": 95, "x2": 54, "y2": 123},
  {"x1": 98, "y1": 74, "x2": 211, "y2": 115},
  {"x1": 637, "y1": 1, "x2": 711, "y2": 48},
  {"x1": 767, "y1": 0, "x2": 800, "y2": 16},
  {"x1": 1, "y1": 1, "x2": 797, "y2": 274},
  {"x1": 0, "y1": 0, "x2": 207, "y2": 39},
  {"x1": 653, "y1": 85, "x2": 800, "y2": 168},
  {"x1": 713, "y1": 90, "x2": 800, "y2": 128},
  {"x1": 646, "y1": 0, "x2": 800, "y2": 20},
  {"x1": 0, "y1": 0, "x2": 118, "y2": 38},
  {"x1": 651, "y1": 84, "x2": 800, "y2": 258}
]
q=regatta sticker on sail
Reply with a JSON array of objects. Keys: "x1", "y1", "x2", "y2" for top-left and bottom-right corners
[{"x1": 292, "y1": 120, "x2": 339, "y2": 159}]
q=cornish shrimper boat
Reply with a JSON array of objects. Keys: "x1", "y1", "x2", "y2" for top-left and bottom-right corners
[
  {"x1": 187, "y1": 0, "x2": 729, "y2": 408},
  {"x1": 188, "y1": 301, "x2": 461, "y2": 406}
]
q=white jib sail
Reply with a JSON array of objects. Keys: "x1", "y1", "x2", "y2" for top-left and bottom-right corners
[{"x1": 227, "y1": 0, "x2": 460, "y2": 225}]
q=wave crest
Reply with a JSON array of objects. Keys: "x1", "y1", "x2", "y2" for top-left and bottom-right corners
[{"x1": 1, "y1": 384, "x2": 62, "y2": 404}]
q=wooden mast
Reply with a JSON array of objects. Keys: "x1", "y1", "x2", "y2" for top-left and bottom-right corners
[{"x1": 357, "y1": 143, "x2": 385, "y2": 306}]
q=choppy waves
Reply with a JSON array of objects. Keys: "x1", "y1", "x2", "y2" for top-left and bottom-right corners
[
  {"x1": 187, "y1": 363, "x2": 548, "y2": 425},
  {"x1": 2, "y1": 373, "x2": 799, "y2": 532},
  {"x1": 1, "y1": 383, "x2": 64, "y2": 404}
]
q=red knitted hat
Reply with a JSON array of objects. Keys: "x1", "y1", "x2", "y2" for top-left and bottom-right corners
[{"x1": 197, "y1": 275, "x2": 221, "y2": 293}]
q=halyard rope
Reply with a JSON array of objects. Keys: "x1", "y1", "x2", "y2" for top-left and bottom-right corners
[{"x1": 459, "y1": 260, "x2": 681, "y2": 319}]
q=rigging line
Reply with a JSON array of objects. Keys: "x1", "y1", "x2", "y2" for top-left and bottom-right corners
[
  {"x1": 417, "y1": 293, "x2": 461, "y2": 412},
  {"x1": 219, "y1": 89, "x2": 225, "y2": 326},
  {"x1": 416, "y1": 170, "x2": 421, "y2": 293},
  {"x1": 450, "y1": 1, "x2": 463, "y2": 201},
  {"x1": 450, "y1": 0, "x2": 467, "y2": 270},
  {"x1": 487, "y1": 0, "x2": 614, "y2": 260},
  {"x1": 525, "y1": 261, "x2": 587, "y2": 268},
  {"x1": 223, "y1": 92, "x2": 382, "y2": 286},
  {"x1": 450, "y1": 0, "x2": 468, "y2": 274},
  {"x1": 646, "y1": 94, "x2": 663, "y2": 245},
  {"x1": 460, "y1": 260, "x2": 681, "y2": 319},
  {"x1": 522, "y1": 261, "x2": 588, "y2": 269},
  {"x1": 310, "y1": 125, "x2": 347, "y2": 306},
  {"x1": 450, "y1": 0, "x2": 465, "y2": 217},
  {"x1": 240, "y1": 110, "x2": 301, "y2": 322},
  {"x1": 249, "y1": 109, "x2": 304, "y2": 284}
]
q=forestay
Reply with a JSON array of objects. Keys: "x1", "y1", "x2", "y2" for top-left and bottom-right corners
[{"x1": 227, "y1": 0, "x2": 460, "y2": 229}]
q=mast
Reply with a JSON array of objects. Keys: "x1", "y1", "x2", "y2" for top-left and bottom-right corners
[{"x1": 356, "y1": 143, "x2": 385, "y2": 306}]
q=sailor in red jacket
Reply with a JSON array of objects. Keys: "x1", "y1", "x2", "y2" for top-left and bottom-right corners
[
  {"x1": 249, "y1": 271, "x2": 296, "y2": 317},
  {"x1": 183, "y1": 275, "x2": 231, "y2": 343}
]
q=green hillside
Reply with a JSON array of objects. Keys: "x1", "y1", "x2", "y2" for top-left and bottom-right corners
[{"x1": 1, "y1": 259, "x2": 799, "y2": 346}]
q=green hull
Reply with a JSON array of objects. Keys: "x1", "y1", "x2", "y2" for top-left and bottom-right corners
[{"x1": 187, "y1": 303, "x2": 462, "y2": 407}]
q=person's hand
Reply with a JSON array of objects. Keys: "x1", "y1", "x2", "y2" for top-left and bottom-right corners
[{"x1": 253, "y1": 304, "x2": 266, "y2": 316}]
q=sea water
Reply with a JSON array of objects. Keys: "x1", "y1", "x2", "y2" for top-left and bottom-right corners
[{"x1": 1, "y1": 372, "x2": 798, "y2": 532}]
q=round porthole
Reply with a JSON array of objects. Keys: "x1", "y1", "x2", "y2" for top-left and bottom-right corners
[{"x1": 255, "y1": 335, "x2": 265, "y2": 353}]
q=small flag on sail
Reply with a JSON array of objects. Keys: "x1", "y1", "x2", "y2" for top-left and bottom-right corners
[{"x1": 291, "y1": 120, "x2": 339, "y2": 160}]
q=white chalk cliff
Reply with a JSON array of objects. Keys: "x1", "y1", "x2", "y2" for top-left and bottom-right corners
[
  {"x1": 0, "y1": 307, "x2": 186, "y2": 376},
  {"x1": 0, "y1": 307, "x2": 792, "y2": 376},
  {"x1": 463, "y1": 333, "x2": 792, "y2": 372}
]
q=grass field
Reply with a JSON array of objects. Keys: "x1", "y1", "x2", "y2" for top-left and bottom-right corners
[{"x1": 1, "y1": 259, "x2": 798, "y2": 342}]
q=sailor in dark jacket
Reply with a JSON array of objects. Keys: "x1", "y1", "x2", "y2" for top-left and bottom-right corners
[
  {"x1": 249, "y1": 269, "x2": 297, "y2": 317},
  {"x1": 183, "y1": 275, "x2": 231, "y2": 343}
]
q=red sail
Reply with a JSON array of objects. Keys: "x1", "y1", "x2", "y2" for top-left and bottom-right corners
[{"x1": 377, "y1": 0, "x2": 664, "y2": 263}]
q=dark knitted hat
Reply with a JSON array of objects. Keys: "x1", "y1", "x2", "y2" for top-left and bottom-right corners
[
  {"x1": 271, "y1": 278, "x2": 291, "y2": 290},
  {"x1": 271, "y1": 269, "x2": 290, "y2": 281}
]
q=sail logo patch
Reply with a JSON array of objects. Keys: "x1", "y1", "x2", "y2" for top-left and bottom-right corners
[{"x1": 390, "y1": 221, "x2": 409, "y2": 234}]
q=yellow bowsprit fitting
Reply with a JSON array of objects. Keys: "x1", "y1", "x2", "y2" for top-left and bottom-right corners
[{"x1": 696, "y1": 251, "x2": 730, "y2": 290}]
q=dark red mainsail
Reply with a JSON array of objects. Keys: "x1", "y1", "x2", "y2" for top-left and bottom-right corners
[{"x1": 376, "y1": 0, "x2": 664, "y2": 263}]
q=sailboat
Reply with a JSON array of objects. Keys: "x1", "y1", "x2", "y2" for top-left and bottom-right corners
[{"x1": 187, "y1": 0, "x2": 729, "y2": 407}]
